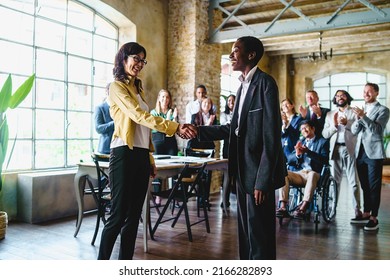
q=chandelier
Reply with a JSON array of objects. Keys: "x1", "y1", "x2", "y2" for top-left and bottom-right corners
[{"x1": 299, "y1": 32, "x2": 333, "y2": 62}]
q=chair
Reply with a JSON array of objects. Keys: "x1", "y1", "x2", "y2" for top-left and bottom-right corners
[
  {"x1": 278, "y1": 164, "x2": 338, "y2": 233},
  {"x1": 150, "y1": 163, "x2": 210, "y2": 242},
  {"x1": 89, "y1": 153, "x2": 111, "y2": 245},
  {"x1": 185, "y1": 148, "x2": 215, "y2": 210},
  {"x1": 73, "y1": 153, "x2": 111, "y2": 245}
]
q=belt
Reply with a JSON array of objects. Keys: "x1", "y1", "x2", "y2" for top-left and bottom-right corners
[{"x1": 335, "y1": 143, "x2": 346, "y2": 146}]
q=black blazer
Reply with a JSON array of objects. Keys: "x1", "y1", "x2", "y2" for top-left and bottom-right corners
[
  {"x1": 199, "y1": 68, "x2": 286, "y2": 194},
  {"x1": 302, "y1": 106, "x2": 330, "y2": 137}
]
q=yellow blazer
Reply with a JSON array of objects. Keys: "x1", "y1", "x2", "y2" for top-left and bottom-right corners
[{"x1": 108, "y1": 76, "x2": 179, "y2": 164}]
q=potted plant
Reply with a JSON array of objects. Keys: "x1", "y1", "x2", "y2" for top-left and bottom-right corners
[{"x1": 0, "y1": 73, "x2": 35, "y2": 239}]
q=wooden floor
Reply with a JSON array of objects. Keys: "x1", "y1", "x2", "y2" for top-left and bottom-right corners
[{"x1": 1, "y1": 178, "x2": 390, "y2": 260}]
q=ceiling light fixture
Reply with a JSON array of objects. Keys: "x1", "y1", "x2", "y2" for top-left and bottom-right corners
[{"x1": 299, "y1": 32, "x2": 333, "y2": 62}]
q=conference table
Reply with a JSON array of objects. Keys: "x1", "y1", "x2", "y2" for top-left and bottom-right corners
[{"x1": 73, "y1": 155, "x2": 229, "y2": 252}]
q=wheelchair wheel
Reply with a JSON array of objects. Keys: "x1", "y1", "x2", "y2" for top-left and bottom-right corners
[{"x1": 321, "y1": 176, "x2": 338, "y2": 223}]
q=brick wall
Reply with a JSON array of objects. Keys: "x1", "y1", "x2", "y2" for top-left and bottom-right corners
[{"x1": 167, "y1": 0, "x2": 223, "y2": 194}]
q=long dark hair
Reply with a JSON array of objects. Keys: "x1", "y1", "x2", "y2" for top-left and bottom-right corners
[
  {"x1": 332, "y1": 89, "x2": 354, "y2": 105},
  {"x1": 194, "y1": 97, "x2": 215, "y2": 125},
  {"x1": 224, "y1": 94, "x2": 235, "y2": 114},
  {"x1": 113, "y1": 42, "x2": 146, "y2": 82}
]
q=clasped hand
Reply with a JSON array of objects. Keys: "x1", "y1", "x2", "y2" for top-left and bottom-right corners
[{"x1": 176, "y1": 123, "x2": 198, "y2": 139}]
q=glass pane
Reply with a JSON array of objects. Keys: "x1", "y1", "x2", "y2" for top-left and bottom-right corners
[
  {"x1": 316, "y1": 87, "x2": 330, "y2": 103},
  {"x1": 0, "y1": 7, "x2": 34, "y2": 44},
  {"x1": 1, "y1": 0, "x2": 34, "y2": 14},
  {"x1": 36, "y1": 109, "x2": 64, "y2": 139},
  {"x1": 67, "y1": 139, "x2": 92, "y2": 165},
  {"x1": 36, "y1": 79, "x2": 65, "y2": 109},
  {"x1": 331, "y1": 72, "x2": 366, "y2": 86},
  {"x1": 93, "y1": 61, "x2": 113, "y2": 87},
  {"x1": 6, "y1": 108, "x2": 33, "y2": 138},
  {"x1": 367, "y1": 73, "x2": 386, "y2": 84},
  {"x1": 0, "y1": 41, "x2": 33, "y2": 75},
  {"x1": 35, "y1": 18, "x2": 65, "y2": 51},
  {"x1": 36, "y1": 49, "x2": 65, "y2": 80},
  {"x1": 68, "y1": 83, "x2": 91, "y2": 111},
  {"x1": 313, "y1": 76, "x2": 329, "y2": 87},
  {"x1": 5, "y1": 140, "x2": 32, "y2": 170},
  {"x1": 93, "y1": 86, "x2": 108, "y2": 109},
  {"x1": 68, "y1": 1, "x2": 93, "y2": 31},
  {"x1": 67, "y1": 111, "x2": 92, "y2": 138},
  {"x1": 93, "y1": 36, "x2": 117, "y2": 62},
  {"x1": 35, "y1": 140, "x2": 64, "y2": 168},
  {"x1": 348, "y1": 85, "x2": 363, "y2": 100},
  {"x1": 36, "y1": 0, "x2": 66, "y2": 22},
  {"x1": 95, "y1": 15, "x2": 117, "y2": 38},
  {"x1": 67, "y1": 27, "x2": 92, "y2": 57},
  {"x1": 68, "y1": 56, "x2": 92, "y2": 84}
]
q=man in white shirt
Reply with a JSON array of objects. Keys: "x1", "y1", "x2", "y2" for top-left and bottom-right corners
[
  {"x1": 322, "y1": 90, "x2": 361, "y2": 222},
  {"x1": 185, "y1": 85, "x2": 207, "y2": 123}
]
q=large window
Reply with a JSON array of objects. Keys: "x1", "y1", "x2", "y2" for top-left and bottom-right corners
[
  {"x1": 0, "y1": 0, "x2": 118, "y2": 171},
  {"x1": 314, "y1": 72, "x2": 387, "y2": 111},
  {"x1": 220, "y1": 55, "x2": 240, "y2": 112}
]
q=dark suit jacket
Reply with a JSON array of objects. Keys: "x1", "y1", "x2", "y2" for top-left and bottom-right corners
[
  {"x1": 94, "y1": 101, "x2": 114, "y2": 154},
  {"x1": 302, "y1": 106, "x2": 330, "y2": 137},
  {"x1": 198, "y1": 68, "x2": 286, "y2": 194},
  {"x1": 286, "y1": 136, "x2": 329, "y2": 173},
  {"x1": 281, "y1": 113, "x2": 301, "y2": 159}
]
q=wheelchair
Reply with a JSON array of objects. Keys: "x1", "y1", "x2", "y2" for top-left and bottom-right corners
[{"x1": 278, "y1": 164, "x2": 338, "y2": 233}]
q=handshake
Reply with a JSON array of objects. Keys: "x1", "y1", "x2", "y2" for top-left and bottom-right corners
[{"x1": 176, "y1": 124, "x2": 198, "y2": 139}]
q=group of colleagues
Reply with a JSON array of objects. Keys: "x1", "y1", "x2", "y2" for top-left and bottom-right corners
[
  {"x1": 92, "y1": 35, "x2": 388, "y2": 261},
  {"x1": 276, "y1": 86, "x2": 389, "y2": 233}
]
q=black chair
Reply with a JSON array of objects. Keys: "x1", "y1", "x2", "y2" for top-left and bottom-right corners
[
  {"x1": 185, "y1": 148, "x2": 215, "y2": 210},
  {"x1": 86, "y1": 153, "x2": 111, "y2": 245},
  {"x1": 150, "y1": 163, "x2": 210, "y2": 242}
]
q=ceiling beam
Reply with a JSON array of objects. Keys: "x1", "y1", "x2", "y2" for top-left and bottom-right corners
[{"x1": 209, "y1": 7, "x2": 390, "y2": 43}]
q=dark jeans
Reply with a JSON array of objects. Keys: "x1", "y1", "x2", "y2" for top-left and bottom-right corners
[
  {"x1": 356, "y1": 147, "x2": 383, "y2": 217},
  {"x1": 98, "y1": 146, "x2": 150, "y2": 260}
]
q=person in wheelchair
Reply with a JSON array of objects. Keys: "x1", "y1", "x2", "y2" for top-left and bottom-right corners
[{"x1": 276, "y1": 120, "x2": 330, "y2": 219}]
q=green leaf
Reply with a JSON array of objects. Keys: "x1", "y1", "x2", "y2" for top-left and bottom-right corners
[
  {"x1": 9, "y1": 74, "x2": 35, "y2": 109},
  {"x1": 0, "y1": 75, "x2": 12, "y2": 112},
  {"x1": 0, "y1": 116, "x2": 9, "y2": 169}
]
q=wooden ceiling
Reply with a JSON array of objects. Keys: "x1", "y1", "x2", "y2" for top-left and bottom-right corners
[{"x1": 208, "y1": 0, "x2": 390, "y2": 58}]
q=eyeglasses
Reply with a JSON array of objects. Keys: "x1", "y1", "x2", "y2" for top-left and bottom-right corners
[{"x1": 128, "y1": 55, "x2": 147, "y2": 65}]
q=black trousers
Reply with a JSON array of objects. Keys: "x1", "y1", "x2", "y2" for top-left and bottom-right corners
[
  {"x1": 236, "y1": 180, "x2": 276, "y2": 260},
  {"x1": 356, "y1": 146, "x2": 383, "y2": 217},
  {"x1": 98, "y1": 146, "x2": 150, "y2": 260}
]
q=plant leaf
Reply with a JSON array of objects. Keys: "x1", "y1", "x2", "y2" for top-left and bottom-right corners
[
  {"x1": 0, "y1": 116, "x2": 9, "y2": 169},
  {"x1": 9, "y1": 74, "x2": 35, "y2": 109},
  {"x1": 0, "y1": 75, "x2": 12, "y2": 112}
]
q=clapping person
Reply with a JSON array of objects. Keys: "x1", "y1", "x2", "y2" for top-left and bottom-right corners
[
  {"x1": 280, "y1": 98, "x2": 301, "y2": 166},
  {"x1": 351, "y1": 82, "x2": 390, "y2": 231},
  {"x1": 150, "y1": 89, "x2": 179, "y2": 205}
]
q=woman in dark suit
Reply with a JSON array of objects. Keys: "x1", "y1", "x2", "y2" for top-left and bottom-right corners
[{"x1": 280, "y1": 98, "x2": 301, "y2": 170}]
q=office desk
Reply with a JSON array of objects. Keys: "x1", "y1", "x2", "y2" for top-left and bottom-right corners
[{"x1": 73, "y1": 156, "x2": 228, "y2": 252}]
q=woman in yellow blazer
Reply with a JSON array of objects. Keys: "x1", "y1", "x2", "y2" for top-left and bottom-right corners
[{"x1": 98, "y1": 42, "x2": 196, "y2": 260}]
